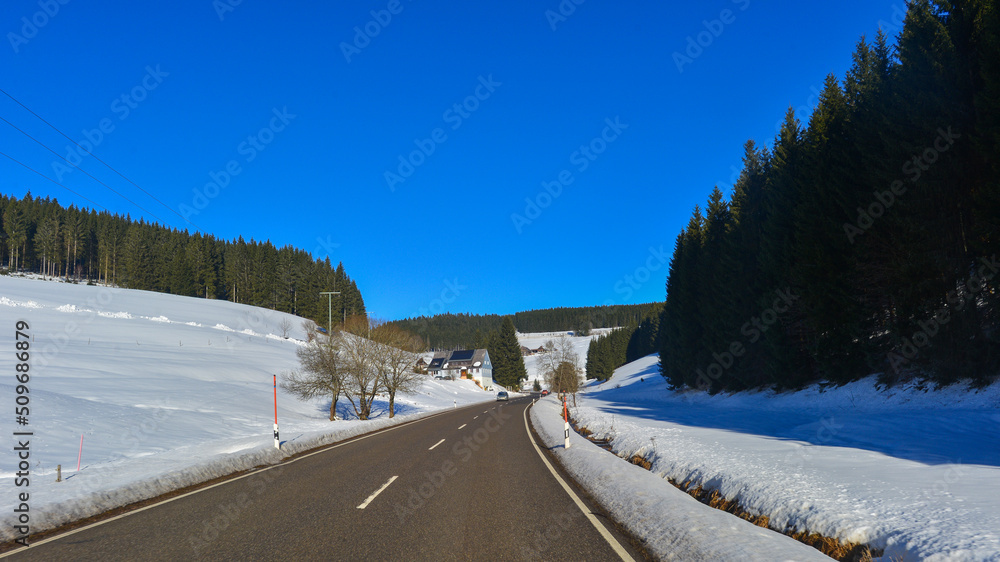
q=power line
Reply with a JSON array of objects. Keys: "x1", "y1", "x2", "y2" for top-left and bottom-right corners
[
  {"x1": 0, "y1": 87, "x2": 200, "y2": 230},
  {"x1": 0, "y1": 149, "x2": 108, "y2": 211},
  {"x1": 0, "y1": 114, "x2": 165, "y2": 225}
]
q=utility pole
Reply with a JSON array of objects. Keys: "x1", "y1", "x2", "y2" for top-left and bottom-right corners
[{"x1": 320, "y1": 291, "x2": 340, "y2": 337}]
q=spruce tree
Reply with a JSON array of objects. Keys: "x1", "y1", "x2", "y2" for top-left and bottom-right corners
[{"x1": 489, "y1": 316, "x2": 527, "y2": 389}]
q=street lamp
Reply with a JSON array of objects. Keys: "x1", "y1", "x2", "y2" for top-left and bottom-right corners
[{"x1": 319, "y1": 291, "x2": 340, "y2": 338}]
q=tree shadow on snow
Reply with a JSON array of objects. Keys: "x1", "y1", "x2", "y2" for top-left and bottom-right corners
[
  {"x1": 586, "y1": 365, "x2": 1000, "y2": 467},
  {"x1": 315, "y1": 397, "x2": 419, "y2": 421}
]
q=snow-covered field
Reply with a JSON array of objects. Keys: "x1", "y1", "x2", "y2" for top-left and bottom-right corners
[
  {"x1": 564, "y1": 353, "x2": 1000, "y2": 561},
  {"x1": 0, "y1": 276, "x2": 495, "y2": 541}
]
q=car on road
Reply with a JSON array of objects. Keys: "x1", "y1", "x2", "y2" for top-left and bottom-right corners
[
  {"x1": 541, "y1": 389, "x2": 550, "y2": 396},
  {"x1": 496, "y1": 391, "x2": 509, "y2": 401}
]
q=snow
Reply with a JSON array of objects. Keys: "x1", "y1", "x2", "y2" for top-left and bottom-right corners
[
  {"x1": 529, "y1": 397, "x2": 831, "y2": 561},
  {"x1": 564, "y1": 353, "x2": 1000, "y2": 561},
  {"x1": 0, "y1": 276, "x2": 496, "y2": 540}
]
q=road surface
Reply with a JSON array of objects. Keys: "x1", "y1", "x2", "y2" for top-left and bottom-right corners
[{"x1": 3, "y1": 396, "x2": 642, "y2": 561}]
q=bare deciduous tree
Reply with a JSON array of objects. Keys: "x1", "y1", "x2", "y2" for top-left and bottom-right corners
[
  {"x1": 371, "y1": 323, "x2": 424, "y2": 418},
  {"x1": 280, "y1": 337, "x2": 344, "y2": 421},
  {"x1": 302, "y1": 319, "x2": 317, "y2": 343},
  {"x1": 541, "y1": 336, "x2": 582, "y2": 400},
  {"x1": 338, "y1": 315, "x2": 382, "y2": 420}
]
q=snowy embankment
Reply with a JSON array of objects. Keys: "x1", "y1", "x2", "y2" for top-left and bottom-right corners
[
  {"x1": 566, "y1": 353, "x2": 1000, "y2": 561},
  {"x1": 0, "y1": 276, "x2": 495, "y2": 541},
  {"x1": 530, "y1": 397, "x2": 830, "y2": 561}
]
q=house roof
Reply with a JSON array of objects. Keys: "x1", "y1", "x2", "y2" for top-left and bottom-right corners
[{"x1": 427, "y1": 349, "x2": 489, "y2": 371}]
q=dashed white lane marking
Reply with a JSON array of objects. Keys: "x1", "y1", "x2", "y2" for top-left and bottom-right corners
[{"x1": 357, "y1": 475, "x2": 398, "y2": 509}]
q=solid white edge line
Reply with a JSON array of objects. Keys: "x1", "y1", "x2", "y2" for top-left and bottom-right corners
[
  {"x1": 523, "y1": 403, "x2": 634, "y2": 562},
  {"x1": 428, "y1": 438, "x2": 445, "y2": 450},
  {"x1": 357, "y1": 475, "x2": 398, "y2": 509},
  {"x1": 0, "y1": 401, "x2": 488, "y2": 558}
]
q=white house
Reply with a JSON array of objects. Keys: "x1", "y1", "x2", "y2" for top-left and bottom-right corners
[{"x1": 426, "y1": 349, "x2": 493, "y2": 388}]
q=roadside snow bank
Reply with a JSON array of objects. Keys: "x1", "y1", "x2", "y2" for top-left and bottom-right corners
[
  {"x1": 573, "y1": 354, "x2": 1000, "y2": 561},
  {"x1": 529, "y1": 397, "x2": 831, "y2": 561}
]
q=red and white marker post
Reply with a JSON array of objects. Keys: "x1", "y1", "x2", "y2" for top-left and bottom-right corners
[
  {"x1": 563, "y1": 394, "x2": 571, "y2": 449},
  {"x1": 273, "y1": 374, "x2": 280, "y2": 450}
]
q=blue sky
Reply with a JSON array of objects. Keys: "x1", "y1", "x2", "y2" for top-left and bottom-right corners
[{"x1": 2, "y1": 0, "x2": 907, "y2": 321}]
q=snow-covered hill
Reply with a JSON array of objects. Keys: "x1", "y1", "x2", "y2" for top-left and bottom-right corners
[
  {"x1": 0, "y1": 276, "x2": 494, "y2": 540},
  {"x1": 571, "y1": 353, "x2": 1000, "y2": 560}
]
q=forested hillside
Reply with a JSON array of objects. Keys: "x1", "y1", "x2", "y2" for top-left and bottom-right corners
[
  {"x1": 660, "y1": 0, "x2": 1000, "y2": 392},
  {"x1": 392, "y1": 303, "x2": 658, "y2": 350},
  {"x1": 0, "y1": 192, "x2": 365, "y2": 326},
  {"x1": 585, "y1": 303, "x2": 663, "y2": 381}
]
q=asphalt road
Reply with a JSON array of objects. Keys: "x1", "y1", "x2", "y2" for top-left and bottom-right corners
[{"x1": 4, "y1": 396, "x2": 642, "y2": 561}]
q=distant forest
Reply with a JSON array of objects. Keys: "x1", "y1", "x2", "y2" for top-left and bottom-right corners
[
  {"x1": 660, "y1": 0, "x2": 1000, "y2": 392},
  {"x1": 0, "y1": 192, "x2": 365, "y2": 327},
  {"x1": 390, "y1": 303, "x2": 659, "y2": 350}
]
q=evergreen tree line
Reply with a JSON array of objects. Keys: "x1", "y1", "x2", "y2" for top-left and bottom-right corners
[
  {"x1": 0, "y1": 192, "x2": 365, "y2": 327},
  {"x1": 392, "y1": 303, "x2": 659, "y2": 350},
  {"x1": 660, "y1": 0, "x2": 1000, "y2": 393},
  {"x1": 586, "y1": 304, "x2": 663, "y2": 381}
]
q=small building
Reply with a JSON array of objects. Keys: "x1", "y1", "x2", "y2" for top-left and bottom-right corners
[
  {"x1": 520, "y1": 345, "x2": 534, "y2": 356},
  {"x1": 426, "y1": 349, "x2": 493, "y2": 387},
  {"x1": 415, "y1": 357, "x2": 428, "y2": 374}
]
